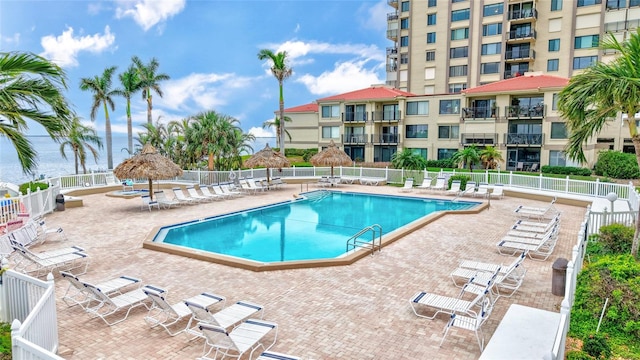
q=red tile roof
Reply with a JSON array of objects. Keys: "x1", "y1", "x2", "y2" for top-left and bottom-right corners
[
  {"x1": 317, "y1": 85, "x2": 416, "y2": 102},
  {"x1": 284, "y1": 103, "x2": 318, "y2": 113},
  {"x1": 462, "y1": 73, "x2": 569, "y2": 94}
]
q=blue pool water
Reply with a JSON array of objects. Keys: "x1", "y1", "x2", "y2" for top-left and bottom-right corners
[{"x1": 153, "y1": 191, "x2": 478, "y2": 263}]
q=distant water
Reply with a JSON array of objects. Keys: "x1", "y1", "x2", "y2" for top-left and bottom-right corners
[{"x1": 0, "y1": 135, "x2": 276, "y2": 185}]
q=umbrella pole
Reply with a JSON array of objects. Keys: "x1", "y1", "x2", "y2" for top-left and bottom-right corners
[
  {"x1": 267, "y1": 167, "x2": 270, "y2": 183},
  {"x1": 331, "y1": 166, "x2": 334, "y2": 177},
  {"x1": 148, "y1": 179, "x2": 154, "y2": 200}
]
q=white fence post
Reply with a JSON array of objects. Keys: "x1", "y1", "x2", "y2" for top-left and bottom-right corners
[{"x1": 565, "y1": 176, "x2": 570, "y2": 194}]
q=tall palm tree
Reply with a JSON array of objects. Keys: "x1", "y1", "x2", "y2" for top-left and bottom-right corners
[
  {"x1": 132, "y1": 56, "x2": 170, "y2": 125},
  {"x1": 186, "y1": 110, "x2": 242, "y2": 171},
  {"x1": 257, "y1": 49, "x2": 292, "y2": 155},
  {"x1": 138, "y1": 120, "x2": 169, "y2": 155},
  {"x1": 391, "y1": 149, "x2": 427, "y2": 170},
  {"x1": 222, "y1": 128, "x2": 255, "y2": 170},
  {"x1": 59, "y1": 116, "x2": 103, "y2": 174},
  {"x1": 262, "y1": 115, "x2": 292, "y2": 147},
  {"x1": 80, "y1": 66, "x2": 119, "y2": 170},
  {"x1": 0, "y1": 51, "x2": 73, "y2": 175},
  {"x1": 558, "y1": 29, "x2": 640, "y2": 257},
  {"x1": 479, "y1": 146, "x2": 504, "y2": 169},
  {"x1": 452, "y1": 145, "x2": 481, "y2": 172},
  {"x1": 118, "y1": 65, "x2": 142, "y2": 155}
]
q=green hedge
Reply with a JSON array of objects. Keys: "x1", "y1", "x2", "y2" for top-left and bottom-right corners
[
  {"x1": 18, "y1": 182, "x2": 49, "y2": 194},
  {"x1": 426, "y1": 159, "x2": 456, "y2": 169},
  {"x1": 594, "y1": 150, "x2": 640, "y2": 179},
  {"x1": 447, "y1": 175, "x2": 470, "y2": 190},
  {"x1": 540, "y1": 165, "x2": 592, "y2": 176}
]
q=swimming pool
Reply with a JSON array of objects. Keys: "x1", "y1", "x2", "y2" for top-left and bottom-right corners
[{"x1": 151, "y1": 191, "x2": 478, "y2": 265}]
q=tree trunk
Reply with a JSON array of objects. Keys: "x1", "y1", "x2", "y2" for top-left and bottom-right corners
[
  {"x1": 631, "y1": 136, "x2": 640, "y2": 257},
  {"x1": 208, "y1": 152, "x2": 214, "y2": 171},
  {"x1": 74, "y1": 150, "x2": 79, "y2": 175},
  {"x1": 278, "y1": 81, "x2": 285, "y2": 156},
  {"x1": 147, "y1": 93, "x2": 153, "y2": 125},
  {"x1": 103, "y1": 101, "x2": 114, "y2": 170},
  {"x1": 126, "y1": 97, "x2": 133, "y2": 154}
]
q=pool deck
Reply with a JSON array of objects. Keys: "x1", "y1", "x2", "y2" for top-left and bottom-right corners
[{"x1": 30, "y1": 184, "x2": 587, "y2": 359}]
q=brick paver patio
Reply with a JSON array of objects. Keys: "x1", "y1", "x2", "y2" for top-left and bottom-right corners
[{"x1": 29, "y1": 183, "x2": 586, "y2": 359}]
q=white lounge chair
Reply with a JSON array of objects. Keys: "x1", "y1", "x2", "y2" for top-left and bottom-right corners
[
  {"x1": 141, "y1": 195, "x2": 160, "y2": 211},
  {"x1": 143, "y1": 287, "x2": 225, "y2": 336},
  {"x1": 221, "y1": 183, "x2": 243, "y2": 197},
  {"x1": 246, "y1": 178, "x2": 267, "y2": 193},
  {"x1": 83, "y1": 283, "x2": 156, "y2": 326},
  {"x1": 185, "y1": 300, "x2": 264, "y2": 337},
  {"x1": 445, "y1": 180, "x2": 462, "y2": 196},
  {"x1": 35, "y1": 218, "x2": 67, "y2": 242},
  {"x1": 415, "y1": 177, "x2": 433, "y2": 192},
  {"x1": 409, "y1": 281, "x2": 493, "y2": 320},
  {"x1": 211, "y1": 185, "x2": 233, "y2": 199},
  {"x1": 154, "y1": 191, "x2": 181, "y2": 209},
  {"x1": 197, "y1": 319, "x2": 278, "y2": 360},
  {"x1": 439, "y1": 296, "x2": 494, "y2": 351},
  {"x1": 60, "y1": 271, "x2": 141, "y2": 309},
  {"x1": 270, "y1": 178, "x2": 286, "y2": 189},
  {"x1": 186, "y1": 186, "x2": 210, "y2": 202},
  {"x1": 451, "y1": 251, "x2": 528, "y2": 298},
  {"x1": 200, "y1": 186, "x2": 224, "y2": 201},
  {"x1": 172, "y1": 188, "x2": 198, "y2": 205},
  {"x1": 496, "y1": 230, "x2": 557, "y2": 260},
  {"x1": 459, "y1": 181, "x2": 476, "y2": 197},
  {"x1": 11, "y1": 245, "x2": 89, "y2": 278},
  {"x1": 431, "y1": 177, "x2": 447, "y2": 191},
  {"x1": 514, "y1": 197, "x2": 558, "y2": 219},
  {"x1": 399, "y1": 178, "x2": 414, "y2": 193},
  {"x1": 474, "y1": 182, "x2": 489, "y2": 198},
  {"x1": 256, "y1": 351, "x2": 301, "y2": 360},
  {"x1": 489, "y1": 184, "x2": 505, "y2": 199}
]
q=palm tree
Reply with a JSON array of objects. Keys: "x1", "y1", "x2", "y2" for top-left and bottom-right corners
[
  {"x1": 558, "y1": 29, "x2": 640, "y2": 257},
  {"x1": 59, "y1": 116, "x2": 103, "y2": 174},
  {"x1": 391, "y1": 149, "x2": 427, "y2": 170},
  {"x1": 0, "y1": 51, "x2": 74, "y2": 175},
  {"x1": 186, "y1": 110, "x2": 242, "y2": 171},
  {"x1": 138, "y1": 120, "x2": 169, "y2": 155},
  {"x1": 452, "y1": 145, "x2": 481, "y2": 172},
  {"x1": 262, "y1": 116, "x2": 292, "y2": 147},
  {"x1": 118, "y1": 65, "x2": 142, "y2": 155},
  {"x1": 479, "y1": 146, "x2": 504, "y2": 169},
  {"x1": 132, "y1": 56, "x2": 170, "y2": 125},
  {"x1": 80, "y1": 66, "x2": 119, "y2": 170},
  {"x1": 257, "y1": 49, "x2": 293, "y2": 156}
]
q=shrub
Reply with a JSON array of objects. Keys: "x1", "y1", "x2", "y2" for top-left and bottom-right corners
[
  {"x1": 540, "y1": 165, "x2": 592, "y2": 176},
  {"x1": 582, "y1": 333, "x2": 612, "y2": 359},
  {"x1": 594, "y1": 150, "x2": 640, "y2": 179},
  {"x1": 425, "y1": 159, "x2": 456, "y2": 169},
  {"x1": 448, "y1": 175, "x2": 470, "y2": 190},
  {"x1": 301, "y1": 148, "x2": 318, "y2": 162},
  {"x1": 0, "y1": 322, "x2": 10, "y2": 358},
  {"x1": 595, "y1": 224, "x2": 634, "y2": 255},
  {"x1": 566, "y1": 350, "x2": 595, "y2": 360},
  {"x1": 18, "y1": 182, "x2": 49, "y2": 194}
]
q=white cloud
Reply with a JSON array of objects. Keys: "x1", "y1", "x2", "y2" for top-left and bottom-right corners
[
  {"x1": 248, "y1": 126, "x2": 276, "y2": 138},
  {"x1": 40, "y1": 26, "x2": 116, "y2": 67},
  {"x1": 272, "y1": 40, "x2": 384, "y2": 64},
  {"x1": 296, "y1": 60, "x2": 384, "y2": 96},
  {"x1": 359, "y1": 1, "x2": 388, "y2": 31},
  {"x1": 2, "y1": 33, "x2": 20, "y2": 45},
  {"x1": 115, "y1": 0, "x2": 186, "y2": 31}
]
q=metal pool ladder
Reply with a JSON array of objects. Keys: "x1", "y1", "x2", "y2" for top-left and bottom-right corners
[{"x1": 346, "y1": 224, "x2": 382, "y2": 256}]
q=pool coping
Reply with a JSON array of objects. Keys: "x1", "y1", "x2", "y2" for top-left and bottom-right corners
[{"x1": 142, "y1": 192, "x2": 489, "y2": 272}]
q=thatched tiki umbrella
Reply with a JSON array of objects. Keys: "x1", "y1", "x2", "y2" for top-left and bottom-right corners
[
  {"x1": 113, "y1": 143, "x2": 183, "y2": 200},
  {"x1": 310, "y1": 140, "x2": 352, "y2": 177},
  {"x1": 244, "y1": 144, "x2": 291, "y2": 183}
]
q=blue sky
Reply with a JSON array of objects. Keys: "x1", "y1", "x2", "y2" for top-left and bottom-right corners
[{"x1": 1, "y1": 0, "x2": 390, "y2": 140}]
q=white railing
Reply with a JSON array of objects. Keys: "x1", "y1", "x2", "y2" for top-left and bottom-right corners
[
  {"x1": 1, "y1": 185, "x2": 60, "y2": 226},
  {"x1": 0, "y1": 268, "x2": 61, "y2": 359}
]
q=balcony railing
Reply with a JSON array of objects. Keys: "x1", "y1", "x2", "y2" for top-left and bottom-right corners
[
  {"x1": 461, "y1": 133, "x2": 498, "y2": 145},
  {"x1": 386, "y1": 29, "x2": 398, "y2": 40},
  {"x1": 507, "y1": 29, "x2": 536, "y2": 41},
  {"x1": 343, "y1": 134, "x2": 368, "y2": 144},
  {"x1": 505, "y1": 49, "x2": 536, "y2": 60},
  {"x1": 506, "y1": 105, "x2": 545, "y2": 118},
  {"x1": 505, "y1": 132, "x2": 544, "y2": 145},
  {"x1": 386, "y1": 63, "x2": 398, "y2": 72},
  {"x1": 387, "y1": 12, "x2": 398, "y2": 21},
  {"x1": 462, "y1": 107, "x2": 498, "y2": 119},
  {"x1": 508, "y1": 8, "x2": 538, "y2": 21},
  {"x1": 342, "y1": 112, "x2": 367, "y2": 122},
  {"x1": 372, "y1": 110, "x2": 401, "y2": 121},
  {"x1": 372, "y1": 134, "x2": 399, "y2": 144},
  {"x1": 386, "y1": 47, "x2": 398, "y2": 57}
]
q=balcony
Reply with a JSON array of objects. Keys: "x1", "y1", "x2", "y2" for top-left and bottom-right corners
[
  {"x1": 507, "y1": 29, "x2": 536, "y2": 42},
  {"x1": 506, "y1": 105, "x2": 545, "y2": 118},
  {"x1": 505, "y1": 133, "x2": 544, "y2": 146},
  {"x1": 505, "y1": 49, "x2": 536, "y2": 61},
  {"x1": 504, "y1": 71, "x2": 526, "y2": 79},
  {"x1": 461, "y1": 133, "x2": 498, "y2": 145},
  {"x1": 372, "y1": 110, "x2": 401, "y2": 122},
  {"x1": 343, "y1": 134, "x2": 367, "y2": 144},
  {"x1": 462, "y1": 107, "x2": 498, "y2": 119},
  {"x1": 508, "y1": 8, "x2": 538, "y2": 22},
  {"x1": 342, "y1": 112, "x2": 367, "y2": 122},
  {"x1": 386, "y1": 63, "x2": 398, "y2": 72},
  {"x1": 386, "y1": 47, "x2": 398, "y2": 58},
  {"x1": 372, "y1": 133, "x2": 399, "y2": 144},
  {"x1": 387, "y1": 0, "x2": 398, "y2": 8},
  {"x1": 387, "y1": 12, "x2": 398, "y2": 21},
  {"x1": 387, "y1": 29, "x2": 398, "y2": 41}
]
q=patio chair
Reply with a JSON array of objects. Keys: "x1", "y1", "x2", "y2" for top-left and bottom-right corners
[
  {"x1": 186, "y1": 186, "x2": 210, "y2": 202},
  {"x1": 256, "y1": 351, "x2": 301, "y2": 360},
  {"x1": 11, "y1": 245, "x2": 89, "y2": 278},
  {"x1": 445, "y1": 180, "x2": 462, "y2": 196},
  {"x1": 415, "y1": 177, "x2": 433, "y2": 192},
  {"x1": 459, "y1": 181, "x2": 476, "y2": 197},
  {"x1": 317, "y1": 176, "x2": 331, "y2": 188},
  {"x1": 154, "y1": 191, "x2": 181, "y2": 209},
  {"x1": 200, "y1": 186, "x2": 225, "y2": 201},
  {"x1": 197, "y1": 319, "x2": 278, "y2": 360},
  {"x1": 35, "y1": 218, "x2": 67, "y2": 242},
  {"x1": 246, "y1": 178, "x2": 267, "y2": 193},
  {"x1": 399, "y1": 178, "x2": 414, "y2": 193},
  {"x1": 439, "y1": 295, "x2": 494, "y2": 351},
  {"x1": 512, "y1": 214, "x2": 561, "y2": 232},
  {"x1": 409, "y1": 280, "x2": 493, "y2": 320},
  {"x1": 496, "y1": 230, "x2": 558, "y2": 261},
  {"x1": 141, "y1": 195, "x2": 160, "y2": 211},
  {"x1": 489, "y1": 184, "x2": 505, "y2": 199},
  {"x1": 172, "y1": 188, "x2": 198, "y2": 205},
  {"x1": 270, "y1": 178, "x2": 286, "y2": 189},
  {"x1": 221, "y1": 183, "x2": 243, "y2": 197},
  {"x1": 60, "y1": 271, "x2": 141, "y2": 309},
  {"x1": 451, "y1": 252, "x2": 527, "y2": 298},
  {"x1": 82, "y1": 283, "x2": 157, "y2": 326},
  {"x1": 474, "y1": 183, "x2": 489, "y2": 198},
  {"x1": 122, "y1": 179, "x2": 135, "y2": 191},
  {"x1": 143, "y1": 287, "x2": 225, "y2": 336},
  {"x1": 516, "y1": 162, "x2": 524, "y2": 171},
  {"x1": 185, "y1": 300, "x2": 264, "y2": 338},
  {"x1": 514, "y1": 196, "x2": 558, "y2": 219},
  {"x1": 0, "y1": 234, "x2": 13, "y2": 257},
  {"x1": 431, "y1": 177, "x2": 447, "y2": 191}
]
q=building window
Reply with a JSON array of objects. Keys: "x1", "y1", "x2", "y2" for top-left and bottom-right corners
[
  {"x1": 408, "y1": 148, "x2": 427, "y2": 158},
  {"x1": 400, "y1": 36, "x2": 409, "y2": 47},
  {"x1": 548, "y1": 39, "x2": 560, "y2": 52},
  {"x1": 549, "y1": 150, "x2": 579, "y2": 167},
  {"x1": 575, "y1": 35, "x2": 599, "y2": 49},
  {"x1": 482, "y1": 23, "x2": 502, "y2": 36},
  {"x1": 439, "y1": 100, "x2": 460, "y2": 114},
  {"x1": 451, "y1": 8, "x2": 470, "y2": 22},
  {"x1": 607, "y1": 0, "x2": 626, "y2": 9},
  {"x1": 451, "y1": 28, "x2": 469, "y2": 40},
  {"x1": 577, "y1": 0, "x2": 602, "y2": 6},
  {"x1": 448, "y1": 83, "x2": 467, "y2": 94},
  {"x1": 573, "y1": 55, "x2": 598, "y2": 70},
  {"x1": 400, "y1": 53, "x2": 409, "y2": 64},
  {"x1": 406, "y1": 125, "x2": 428, "y2": 138},
  {"x1": 438, "y1": 126, "x2": 459, "y2": 139},
  {"x1": 550, "y1": 123, "x2": 568, "y2": 139},
  {"x1": 428, "y1": 0, "x2": 437, "y2": 7},
  {"x1": 450, "y1": 46, "x2": 469, "y2": 58},
  {"x1": 401, "y1": 18, "x2": 409, "y2": 29},
  {"x1": 426, "y1": 51, "x2": 435, "y2": 61},
  {"x1": 406, "y1": 101, "x2": 429, "y2": 115},
  {"x1": 551, "y1": 0, "x2": 563, "y2": 10},
  {"x1": 483, "y1": 3, "x2": 503, "y2": 16},
  {"x1": 481, "y1": 42, "x2": 501, "y2": 55},
  {"x1": 401, "y1": 1, "x2": 410, "y2": 11},
  {"x1": 481, "y1": 62, "x2": 500, "y2": 74},
  {"x1": 322, "y1": 126, "x2": 340, "y2": 139},
  {"x1": 427, "y1": 32, "x2": 436, "y2": 43},
  {"x1": 552, "y1": 93, "x2": 559, "y2": 110},
  {"x1": 427, "y1": 13, "x2": 436, "y2": 25},
  {"x1": 547, "y1": 59, "x2": 559, "y2": 71},
  {"x1": 438, "y1": 148, "x2": 458, "y2": 159},
  {"x1": 449, "y1": 65, "x2": 467, "y2": 77},
  {"x1": 321, "y1": 105, "x2": 340, "y2": 118}
]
